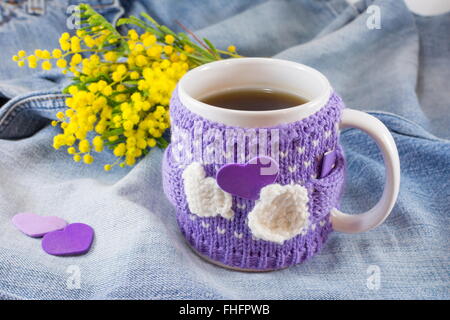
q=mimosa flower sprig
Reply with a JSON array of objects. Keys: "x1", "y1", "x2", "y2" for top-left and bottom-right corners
[{"x1": 12, "y1": 4, "x2": 240, "y2": 170}]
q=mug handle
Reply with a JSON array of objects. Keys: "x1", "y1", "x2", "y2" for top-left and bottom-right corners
[{"x1": 331, "y1": 109, "x2": 400, "y2": 233}]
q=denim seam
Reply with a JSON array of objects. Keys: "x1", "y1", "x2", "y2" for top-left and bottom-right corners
[
  {"x1": 324, "y1": 0, "x2": 356, "y2": 18},
  {"x1": 324, "y1": 1, "x2": 340, "y2": 17},
  {"x1": 0, "y1": 94, "x2": 67, "y2": 135},
  {"x1": 68, "y1": 0, "x2": 120, "y2": 9},
  {"x1": 191, "y1": 0, "x2": 271, "y2": 34},
  {"x1": 0, "y1": 103, "x2": 64, "y2": 135},
  {"x1": 367, "y1": 111, "x2": 450, "y2": 143}
]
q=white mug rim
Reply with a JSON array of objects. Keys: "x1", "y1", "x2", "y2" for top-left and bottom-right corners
[{"x1": 178, "y1": 57, "x2": 332, "y2": 128}]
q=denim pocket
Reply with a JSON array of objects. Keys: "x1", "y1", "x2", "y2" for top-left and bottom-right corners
[
  {"x1": 309, "y1": 152, "x2": 345, "y2": 221},
  {"x1": 0, "y1": 91, "x2": 66, "y2": 139}
]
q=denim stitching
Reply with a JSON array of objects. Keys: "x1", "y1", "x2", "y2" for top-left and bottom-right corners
[{"x1": 0, "y1": 94, "x2": 67, "y2": 135}]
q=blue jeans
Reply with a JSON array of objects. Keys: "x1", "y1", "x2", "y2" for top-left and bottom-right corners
[{"x1": 0, "y1": 0, "x2": 448, "y2": 299}]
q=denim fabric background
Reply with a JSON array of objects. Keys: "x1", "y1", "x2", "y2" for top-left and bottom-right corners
[{"x1": 0, "y1": 0, "x2": 448, "y2": 299}]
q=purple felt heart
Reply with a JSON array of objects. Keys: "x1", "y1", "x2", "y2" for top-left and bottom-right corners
[
  {"x1": 12, "y1": 213, "x2": 68, "y2": 238},
  {"x1": 216, "y1": 156, "x2": 279, "y2": 200},
  {"x1": 42, "y1": 223, "x2": 94, "y2": 256},
  {"x1": 319, "y1": 149, "x2": 337, "y2": 178}
]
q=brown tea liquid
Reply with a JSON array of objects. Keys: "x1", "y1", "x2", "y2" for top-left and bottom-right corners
[{"x1": 200, "y1": 88, "x2": 308, "y2": 111}]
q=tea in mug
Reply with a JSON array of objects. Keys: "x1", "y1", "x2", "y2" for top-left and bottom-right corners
[{"x1": 200, "y1": 88, "x2": 308, "y2": 111}]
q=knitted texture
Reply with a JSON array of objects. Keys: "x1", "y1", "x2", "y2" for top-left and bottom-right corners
[{"x1": 162, "y1": 87, "x2": 346, "y2": 270}]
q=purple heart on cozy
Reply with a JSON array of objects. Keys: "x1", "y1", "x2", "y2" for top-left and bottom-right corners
[
  {"x1": 42, "y1": 223, "x2": 94, "y2": 256},
  {"x1": 216, "y1": 156, "x2": 279, "y2": 200},
  {"x1": 319, "y1": 150, "x2": 337, "y2": 178},
  {"x1": 12, "y1": 212, "x2": 68, "y2": 238}
]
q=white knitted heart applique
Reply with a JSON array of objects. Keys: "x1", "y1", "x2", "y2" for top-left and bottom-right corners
[
  {"x1": 247, "y1": 184, "x2": 310, "y2": 244},
  {"x1": 182, "y1": 162, "x2": 234, "y2": 220}
]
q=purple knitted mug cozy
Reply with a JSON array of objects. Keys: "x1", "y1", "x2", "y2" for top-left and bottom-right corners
[{"x1": 162, "y1": 87, "x2": 346, "y2": 271}]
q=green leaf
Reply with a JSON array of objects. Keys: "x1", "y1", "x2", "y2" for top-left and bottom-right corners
[
  {"x1": 104, "y1": 138, "x2": 125, "y2": 146},
  {"x1": 183, "y1": 52, "x2": 213, "y2": 63},
  {"x1": 157, "y1": 137, "x2": 169, "y2": 149},
  {"x1": 62, "y1": 85, "x2": 72, "y2": 94},
  {"x1": 103, "y1": 128, "x2": 124, "y2": 138},
  {"x1": 123, "y1": 80, "x2": 139, "y2": 85},
  {"x1": 203, "y1": 38, "x2": 219, "y2": 58},
  {"x1": 117, "y1": 17, "x2": 144, "y2": 29},
  {"x1": 141, "y1": 13, "x2": 160, "y2": 27},
  {"x1": 117, "y1": 16, "x2": 163, "y2": 37},
  {"x1": 160, "y1": 25, "x2": 177, "y2": 37},
  {"x1": 178, "y1": 37, "x2": 215, "y2": 59}
]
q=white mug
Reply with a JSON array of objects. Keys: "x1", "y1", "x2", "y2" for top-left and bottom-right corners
[{"x1": 177, "y1": 57, "x2": 400, "y2": 234}]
